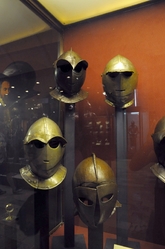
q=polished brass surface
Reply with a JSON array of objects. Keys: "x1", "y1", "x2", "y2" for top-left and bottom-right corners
[
  {"x1": 22, "y1": 117, "x2": 67, "y2": 188},
  {"x1": 150, "y1": 163, "x2": 165, "y2": 183},
  {"x1": 102, "y1": 55, "x2": 138, "y2": 109},
  {"x1": 54, "y1": 50, "x2": 88, "y2": 69},
  {"x1": 5, "y1": 203, "x2": 14, "y2": 221},
  {"x1": 72, "y1": 153, "x2": 117, "y2": 228},
  {"x1": 50, "y1": 88, "x2": 88, "y2": 103},
  {"x1": 20, "y1": 164, "x2": 67, "y2": 189},
  {"x1": 24, "y1": 116, "x2": 66, "y2": 145}
]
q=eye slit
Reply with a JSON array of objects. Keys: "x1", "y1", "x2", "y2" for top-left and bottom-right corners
[
  {"x1": 101, "y1": 194, "x2": 114, "y2": 203},
  {"x1": 59, "y1": 64, "x2": 72, "y2": 72},
  {"x1": 107, "y1": 72, "x2": 119, "y2": 78},
  {"x1": 49, "y1": 138, "x2": 60, "y2": 148},
  {"x1": 123, "y1": 71, "x2": 133, "y2": 77},
  {"x1": 79, "y1": 197, "x2": 93, "y2": 206},
  {"x1": 160, "y1": 137, "x2": 165, "y2": 146},
  {"x1": 74, "y1": 64, "x2": 83, "y2": 73},
  {"x1": 30, "y1": 140, "x2": 45, "y2": 148}
]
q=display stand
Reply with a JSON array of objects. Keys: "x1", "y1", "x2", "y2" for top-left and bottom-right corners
[
  {"x1": 115, "y1": 108, "x2": 128, "y2": 246},
  {"x1": 88, "y1": 224, "x2": 103, "y2": 249},
  {"x1": 52, "y1": 103, "x2": 86, "y2": 248},
  {"x1": 4, "y1": 221, "x2": 17, "y2": 249},
  {"x1": 63, "y1": 104, "x2": 104, "y2": 249},
  {"x1": 104, "y1": 108, "x2": 140, "y2": 249},
  {"x1": 52, "y1": 234, "x2": 87, "y2": 249},
  {"x1": 63, "y1": 103, "x2": 76, "y2": 248},
  {"x1": 35, "y1": 190, "x2": 49, "y2": 249}
]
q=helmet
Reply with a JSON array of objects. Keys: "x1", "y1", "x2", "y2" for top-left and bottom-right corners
[
  {"x1": 20, "y1": 117, "x2": 67, "y2": 189},
  {"x1": 152, "y1": 116, "x2": 165, "y2": 167},
  {"x1": 102, "y1": 55, "x2": 138, "y2": 109},
  {"x1": 72, "y1": 153, "x2": 117, "y2": 228},
  {"x1": 52, "y1": 49, "x2": 88, "y2": 100},
  {"x1": 3, "y1": 61, "x2": 37, "y2": 100}
]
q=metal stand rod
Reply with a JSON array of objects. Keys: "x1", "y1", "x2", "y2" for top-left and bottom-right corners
[
  {"x1": 88, "y1": 224, "x2": 103, "y2": 249},
  {"x1": 64, "y1": 103, "x2": 75, "y2": 247},
  {"x1": 115, "y1": 108, "x2": 128, "y2": 246},
  {"x1": 35, "y1": 190, "x2": 49, "y2": 249}
]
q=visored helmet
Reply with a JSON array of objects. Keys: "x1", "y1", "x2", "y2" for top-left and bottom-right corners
[
  {"x1": 20, "y1": 117, "x2": 67, "y2": 189},
  {"x1": 72, "y1": 153, "x2": 117, "y2": 228},
  {"x1": 52, "y1": 49, "x2": 88, "y2": 99},
  {"x1": 102, "y1": 55, "x2": 138, "y2": 109},
  {"x1": 152, "y1": 116, "x2": 165, "y2": 167}
]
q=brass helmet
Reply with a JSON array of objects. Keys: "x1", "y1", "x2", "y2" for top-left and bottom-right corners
[
  {"x1": 72, "y1": 153, "x2": 117, "y2": 228},
  {"x1": 152, "y1": 116, "x2": 165, "y2": 167},
  {"x1": 53, "y1": 49, "x2": 88, "y2": 98},
  {"x1": 102, "y1": 55, "x2": 138, "y2": 109},
  {"x1": 21, "y1": 117, "x2": 67, "y2": 189}
]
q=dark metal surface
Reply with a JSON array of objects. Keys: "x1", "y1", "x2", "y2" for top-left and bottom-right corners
[
  {"x1": 52, "y1": 234, "x2": 87, "y2": 249},
  {"x1": 35, "y1": 190, "x2": 49, "y2": 249},
  {"x1": 115, "y1": 108, "x2": 128, "y2": 246},
  {"x1": 88, "y1": 224, "x2": 103, "y2": 249},
  {"x1": 64, "y1": 104, "x2": 75, "y2": 247}
]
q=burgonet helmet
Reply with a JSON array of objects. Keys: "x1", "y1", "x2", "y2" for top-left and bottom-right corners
[
  {"x1": 20, "y1": 117, "x2": 67, "y2": 189},
  {"x1": 151, "y1": 116, "x2": 165, "y2": 168},
  {"x1": 50, "y1": 49, "x2": 88, "y2": 103},
  {"x1": 102, "y1": 55, "x2": 138, "y2": 109},
  {"x1": 72, "y1": 153, "x2": 117, "y2": 228}
]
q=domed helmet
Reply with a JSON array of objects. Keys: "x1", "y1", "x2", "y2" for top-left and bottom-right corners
[
  {"x1": 3, "y1": 61, "x2": 37, "y2": 100},
  {"x1": 72, "y1": 153, "x2": 117, "y2": 228},
  {"x1": 21, "y1": 117, "x2": 67, "y2": 189},
  {"x1": 102, "y1": 55, "x2": 138, "y2": 109},
  {"x1": 53, "y1": 49, "x2": 88, "y2": 97},
  {"x1": 152, "y1": 116, "x2": 165, "y2": 167}
]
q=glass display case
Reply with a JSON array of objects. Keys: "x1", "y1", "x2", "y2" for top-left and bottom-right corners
[{"x1": 1, "y1": 1, "x2": 165, "y2": 249}]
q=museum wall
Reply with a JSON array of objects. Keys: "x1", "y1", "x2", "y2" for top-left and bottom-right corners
[
  {"x1": 62, "y1": 1, "x2": 165, "y2": 165},
  {"x1": 63, "y1": 1, "x2": 165, "y2": 135},
  {"x1": 62, "y1": 1, "x2": 165, "y2": 244}
]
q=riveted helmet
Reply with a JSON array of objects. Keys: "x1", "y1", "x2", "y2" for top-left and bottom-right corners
[
  {"x1": 53, "y1": 49, "x2": 88, "y2": 97},
  {"x1": 152, "y1": 116, "x2": 165, "y2": 167},
  {"x1": 21, "y1": 117, "x2": 67, "y2": 189},
  {"x1": 72, "y1": 153, "x2": 117, "y2": 228},
  {"x1": 102, "y1": 55, "x2": 138, "y2": 109}
]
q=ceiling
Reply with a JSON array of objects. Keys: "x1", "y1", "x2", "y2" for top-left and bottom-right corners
[
  {"x1": 0, "y1": 0, "x2": 154, "y2": 46},
  {"x1": 0, "y1": 0, "x2": 50, "y2": 46},
  {"x1": 38, "y1": 0, "x2": 150, "y2": 25}
]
